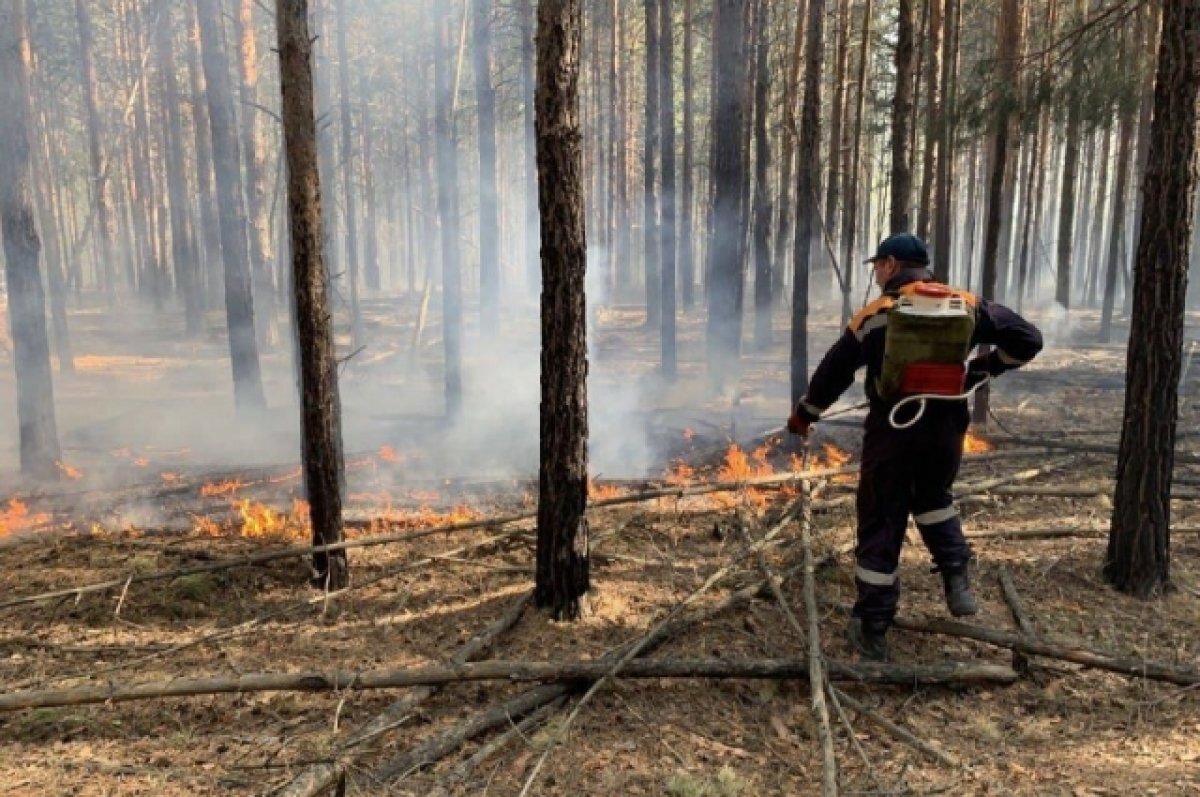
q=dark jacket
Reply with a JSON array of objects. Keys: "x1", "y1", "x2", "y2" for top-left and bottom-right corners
[{"x1": 795, "y1": 269, "x2": 1043, "y2": 423}]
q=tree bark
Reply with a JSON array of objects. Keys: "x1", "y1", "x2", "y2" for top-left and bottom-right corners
[
  {"x1": 932, "y1": 0, "x2": 959, "y2": 283},
  {"x1": 186, "y1": 8, "x2": 223, "y2": 308},
  {"x1": 679, "y1": 0, "x2": 696, "y2": 310},
  {"x1": 336, "y1": 0, "x2": 365, "y2": 349},
  {"x1": 276, "y1": 0, "x2": 349, "y2": 591},
  {"x1": 197, "y1": 0, "x2": 266, "y2": 414},
  {"x1": 1099, "y1": 105, "x2": 1136, "y2": 343},
  {"x1": 643, "y1": 0, "x2": 662, "y2": 329},
  {"x1": 890, "y1": 0, "x2": 917, "y2": 233},
  {"x1": 840, "y1": 0, "x2": 873, "y2": 324},
  {"x1": 790, "y1": 0, "x2": 825, "y2": 404},
  {"x1": 0, "y1": 0, "x2": 61, "y2": 480},
  {"x1": 73, "y1": 0, "x2": 116, "y2": 300},
  {"x1": 917, "y1": 0, "x2": 944, "y2": 241},
  {"x1": 535, "y1": 0, "x2": 590, "y2": 620},
  {"x1": 706, "y1": 0, "x2": 748, "y2": 391},
  {"x1": 1106, "y1": 0, "x2": 1200, "y2": 598}
]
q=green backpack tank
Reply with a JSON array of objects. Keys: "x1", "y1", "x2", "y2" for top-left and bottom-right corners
[{"x1": 876, "y1": 283, "x2": 976, "y2": 401}]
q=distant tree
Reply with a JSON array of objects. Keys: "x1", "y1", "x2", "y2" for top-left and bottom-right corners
[
  {"x1": 196, "y1": 0, "x2": 266, "y2": 414},
  {"x1": 659, "y1": 0, "x2": 677, "y2": 378},
  {"x1": 790, "y1": 0, "x2": 824, "y2": 404},
  {"x1": 0, "y1": 0, "x2": 61, "y2": 479},
  {"x1": 474, "y1": 0, "x2": 501, "y2": 336},
  {"x1": 1106, "y1": 0, "x2": 1200, "y2": 598},
  {"x1": 276, "y1": 0, "x2": 349, "y2": 590},
  {"x1": 336, "y1": 0, "x2": 364, "y2": 349},
  {"x1": 534, "y1": 0, "x2": 590, "y2": 620},
  {"x1": 432, "y1": 5, "x2": 463, "y2": 423},
  {"x1": 890, "y1": 0, "x2": 916, "y2": 232},
  {"x1": 751, "y1": 0, "x2": 772, "y2": 350},
  {"x1": 643, "y1": 0, "x2": 661, "y2": 329},
  {"x1": 706, "y1": 0, "x2": 747, "y2": 391},
  {"x1": 73, "y1": 0, "x2": 116, "y2": 300}
]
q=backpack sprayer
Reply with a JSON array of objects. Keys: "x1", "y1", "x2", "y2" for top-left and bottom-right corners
[{"x1": 876, "y1": 283, "x2": 987, "y2": 430}]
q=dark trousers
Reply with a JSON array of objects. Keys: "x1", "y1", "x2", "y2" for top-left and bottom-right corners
[{"x1": 852, "y1": 404, "x2": 973, "y2": 626}]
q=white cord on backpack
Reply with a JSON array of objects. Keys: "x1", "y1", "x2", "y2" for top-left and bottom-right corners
[{"x1": 888, "y1": 374, "x2": 992, "y2": 430}]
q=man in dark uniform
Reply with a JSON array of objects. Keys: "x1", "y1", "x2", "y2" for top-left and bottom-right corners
[{"x1": 787, "y1": 233, "x2": 1042, "y2": 661}]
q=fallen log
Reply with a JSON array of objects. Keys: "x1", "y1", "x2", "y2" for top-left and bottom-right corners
[
  {"x1": 892, "y1": 616, "x2": 1200, "y2": 686},
  {"x1": 998, "y1": 567, "x2": 1037, "y2": 673},
  {"x1": 0, "y1": 657, "x2": 1019, "y2": 714},
  {"x1": 995, "y1": 436, "x2": 1200, "y2": 465},
  {"x1": 980, "y1": 484, "x2": 1200, "y2": 500}
]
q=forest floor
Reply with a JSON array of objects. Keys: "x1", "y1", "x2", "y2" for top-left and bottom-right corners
[{"x1": 0, "y1": 294, "x2": 1198, "y2": 796}]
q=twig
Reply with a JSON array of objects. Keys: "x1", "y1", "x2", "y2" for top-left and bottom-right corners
[
  {"x1": 829, "y1": 686, "x2": 959, "y2": 768},
  {"x1": 825, "y1": 681, "x2": 880, "y2": 789}
]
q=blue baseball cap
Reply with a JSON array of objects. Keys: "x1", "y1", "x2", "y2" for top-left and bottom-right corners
[{"x1": 864, "y1": 232, "x2": 930, "y2": 265}]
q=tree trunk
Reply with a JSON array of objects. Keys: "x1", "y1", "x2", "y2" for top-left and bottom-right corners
[
  {"x1": 611, "y1": 0, "x2": 631, "y2": 300},
  {"x1": 790, "y1": 0, "x2": 825, "y2": 404},
  {"x1": 0, "y1": 0, "x2": 61, "y2": 480},
  {"x1": 679, "y1": 0, "x2": 695, "y2": 311},
  {"x1": 336, "y1": 0, "x2": 365, "y2": 349},
  {"x1": 275, "y1": 0, "x2": 349, "y2": 591},
  {"x1": 433, "y1": 8, "x2": 463, "y2": 423},
  {"x1": 706, "y1": 0, "x2": 748, "y2": 392},
  {"x1": 973, "y1": 0, "x2": 1021, "y2": 426},
  {"x1": 890, "y1": 0, "x2": 917, "y2": 233},
  {"x1": 824, "y1": 0, "x2": 851, "y2": 245},
  {"x1": 841, "y1": 0, "x2": 873, "y2": 324},
  {"x1": 534, "y1": 0, "x2": 590, "y2": 621},
  {"x1": 474, "y1": 0, "x2": 501, "y2": 335},
  {"x1": 359, "y1": 74, "x2": 380, "y2": 295},
  {"x1": 932, "y1": 0, "x2": 958, "y2": 282},
  {"x1": 773, "y1": 1, "x2": 807, "y2": 305},
  {"x1": 1100, "y1": 105, "x2": 1137, "y2": 343},
  {"x1": 643, "y1": 0, "x2": 661, "y2": 328},
  {"x1": 73, "y1": 0, "x2": 116, "y2": 300},
  {"x1": 187, "y1": 8, "x2": 223, "y2": 309},
  {"x1": 196, "y1": 0, "x2": 266, "y2": 414},
  {"x1": 659, "y1": 0, "x2": 678, "y2": 378},
  {"x1": 917, "y1": 0, "x2": 944, "y2": 240},
  {"x1": 751, "y1": 0, "x2": 772, "y2": 350},
  {"x1": 520, "y1": 0, "x2": 540, "y2": 293},
  {"x1": 1106, "y1": 0, "x2": 1199, "y2": 598},
  {"x1": 236, "y1": 0, "x2": 277, "y2": 348}
]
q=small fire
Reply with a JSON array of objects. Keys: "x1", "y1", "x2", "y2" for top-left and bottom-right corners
[
  {"x1": 682, "y1": 428, "x2": 696, "y2": 441},
  {"x1": 133, "y1": 457, "x2": 149, "y2": 468},
  {"x1": 663, "y1": 460, "x2": 696, "y2": 485},
  {"x1": 0, "y1": 498, "x2": 50, "y2": 537},
  {"x1": 963, "y1": 433, "x2": 993, "y2": 454},
  {"x1": 201, "y1": 479, "x2": 245, "y2": 497},
  {"x1": 378, "y1": 445, "x2": 402, "y2": 463},
  {"x1": 192, "y1": 514, "x2": 222, "y2": 537},
  {"x1": 588, "y1": 477, "x2": 624, "y2": 500},
  {"x1": 377, "y1": 504, "x2": 482, "y2": 531},
  {"x1": 820, "y1": 444, "x2": 852, "y2": 469},
  {"x1": 235, "y1": 500, "x2": 298, "y2": 541},
  {"x1": 160, "y1": 472, "x2": 181, "y2": 483},
  {"x1": 55, "y1": 461, "x2": 83, "y2": 480},
  {"x1": 267, "y1": 466, "x2": 303, "y2": 484}
]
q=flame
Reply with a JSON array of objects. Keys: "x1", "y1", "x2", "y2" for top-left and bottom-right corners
[
  {"x1": 201, "y1": 479, "x2": 245, "y2": 497},
  {"x1": 663, "y1": 460, "x2": 696, "y2": 485},
  {"x1": 235, "y1": 500, "x2": 297, "y2": 540},
  {"x1": 682, "y1": 428, "x2": 696, "y2": 441},
  {"x1": 374, "y1": 504, "x2": 482, "y2": 532},
  {"x1": 378, "y1": 445, "x2": 402, "y2": 463},
  {"x1": 55, "y1": 461, "x2": 83, "y2": 480},
  {"x1": 133, "y1": 457, "x2": 149, "y2": 468},
  {"x1": 963, "y1": 433, "x2": 993, "y2": 453},
  {"x1": 268, "y1": 467, "x2": 303, "y2": 484},
  {"x1": 192, "y1": 514, "x2": 223, "y2": 537},
  {"x1": 160, "y1": 471, "x2": 181, "y2": 483},
  {"x1": 718, "y1": 443, "x2": 773, "y2": 481},
  {"x1": 0, "y1": 498, "x2": 51, "y2": 537},
  {"x1": 588, "y1": 477, "x2": 624, "y2": 500}
]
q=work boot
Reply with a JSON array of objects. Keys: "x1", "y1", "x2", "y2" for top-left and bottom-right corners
[
  {"x1": 846, "y1": 618, "x2": 889, "y2": 662},
  {"x1": 938, "y1": 563, "x2": 978, "y2": 617}
]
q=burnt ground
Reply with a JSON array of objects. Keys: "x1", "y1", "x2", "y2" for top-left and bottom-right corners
[{"x1": 0, "y1": 297, "x2": 1198, "y2": 796}]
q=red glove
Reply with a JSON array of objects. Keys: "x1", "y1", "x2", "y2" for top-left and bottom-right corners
[{"x1": 787, "y1": 412, "x2": 813, "y2": 436}]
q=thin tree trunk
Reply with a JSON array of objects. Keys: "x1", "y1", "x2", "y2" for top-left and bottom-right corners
[
  {"x1": 0, "y1": 0, "x2": 61, "y2": 479},
  {"x1": 932, "y1": 0, "x2": 958, "y2": 282},
  {"x1": 751, "y1": 0, "x2": 772, "y2": 349},
  {"x1": 706, "y1": 0, "x2": 748, "y2": 392},
  {"x1": 917, "y1": 0, "x2": 944, "y2": 240},
  {"x1": 824, "y1": 0, "x2": 851, "y2": 245},
  {"x1": 679, "y1": 0, "x2": 695, "y2": 310},
  {"x1": 840, "y1": 0, "x2": 873, "y2": 324},
  {"x1": 643, "y1": 0, "x2": 662, "y2": 328},
  {"x1": 359, "y1": 75, "x2": 380, "y2": 295},
  {"x1": 276, "y1": 0, "x2": 349, "y2": 591},
  {"x1": 73, "y1": 0, "x2": 116, "y2": 301},
  {"x1": 1100, "y1": 105, "x2": 1136, "y2": 343},
  {"x1": 659, "y1": 0, "x2": 677, "y2": 377},
  {"x1": 336, "y1": 0, "x2": 364, "y2": 349},
  {"x1": 534, "y1": 0, "x2": 590, "y2": 620},
  {"x1": 1106, "y1": 0, "x2": 1199, "y2": 597},
  {"x1": 187, "y1": 8, "x2": 223, "y2": 308},
  {"x1": 475, "y1": 0, "x2": 501, "y2": 334},
  {"x1": 196, "y1": 0, "x2": 266, "y2": 414},
  {"x1": 236, "y1": 0, "x2": 277, "y2": 348},
  {"x1": 433, "y1": 7, "x2": 464, "y2": 423},
  {"x1": 890, "y1": 0, "x2": 916, "y2": 233},
  {"x1": 773, "y1": 0, "x2": 807, "y2": 305},
  {"x1": 521, "y1": 0, "x2": 539, "y2": 293},
  {"x1": 790, "y1": 0, "x2": 824, "y2": 404}
]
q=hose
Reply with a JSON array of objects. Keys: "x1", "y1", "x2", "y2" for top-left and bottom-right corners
[{"x1": 887, "y1": 374, "x2": 991, "y2": 430}]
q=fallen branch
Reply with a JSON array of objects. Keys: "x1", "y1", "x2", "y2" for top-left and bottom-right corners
[
  {"x1": 829, "y1": 686, "x2": 958, "y2": 768},
  {"x1": 977, "y1": 484, "x2": 1200, "y2": 500},
  {"x1": 273, "y1": 590, "x2": 531, "y2": 797},
  {"x1": 893, "y1": 616, "x2": 1200, "y2": 686},
  {"x1": 995, "y1": 436, "x2": 1200, "y2": 465},
  {"x1": 997, "y1": 567, "x2": 1036, "y2": 674},
  {"x1": 798, "y1": 478, "x2": 839, "y2": 797}
]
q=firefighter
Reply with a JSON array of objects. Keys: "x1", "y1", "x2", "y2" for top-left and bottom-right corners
[{"x1": 787, "y1": 232, "x2": 1042, "y2": 661}]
